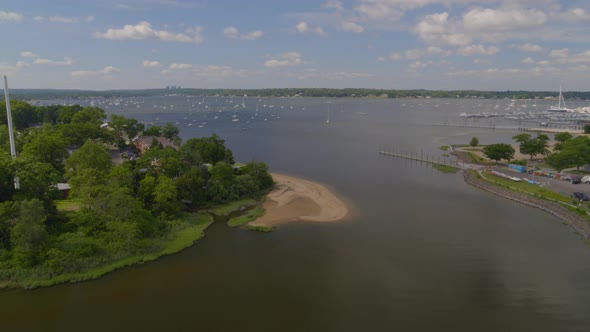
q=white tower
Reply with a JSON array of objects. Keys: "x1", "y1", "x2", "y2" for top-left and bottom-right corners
[{"x1": 3, "y1": 75, "x2": 20, "y2": 190}]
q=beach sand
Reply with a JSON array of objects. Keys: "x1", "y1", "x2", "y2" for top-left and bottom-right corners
[{"x1": 248, "y1": 173, "x2": 349, "y2": 227}]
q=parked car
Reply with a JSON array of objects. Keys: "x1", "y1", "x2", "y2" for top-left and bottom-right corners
[
  {"x1": 572, "y1": 177, "x2": 582, "y2": 184},
  {"x1": 582, "y1": 176, "x2": 590, "y2": 184},
  {"x1": 573, "y1": 192, "x2": 590, "y2": 201}
]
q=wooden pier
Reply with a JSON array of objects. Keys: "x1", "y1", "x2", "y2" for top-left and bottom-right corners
[{"x1": 378, "y1": 147, "x2": 468, "y2": 169}]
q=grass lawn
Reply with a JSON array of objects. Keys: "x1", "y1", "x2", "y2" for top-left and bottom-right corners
[
  {"x1": 55, "y1": 199, "x2": 81, "y2": 212},
  {"x1": 227, "y1": 207, "x2": 266, "y2": 228},
  {"x1": 432, "y1": 164, "x2": 459, "y2": 173},
  {"x1": 207, "y1": 199, "x2": 258, "y2": 216},
  {"x1": 480, "y1": 172, "x2": 572, "y2": 204}
]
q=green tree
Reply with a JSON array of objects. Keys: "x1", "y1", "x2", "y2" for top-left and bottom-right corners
[
  {"x1": 469, "y1": 137, "x2": 479, "y2": 147},
  {"x1": 554, "y1": 132, "x2": 573, "y2": 151},
  {"x1": 136, "y1": 147, "x2": 185, "y2": 178},
  {"x1": 142, "y1": 125, "x2": 162, "y2": 136},
  {"x1": 512, "y1": 133, "x2": 549, "y2": 160},
  {"x1": 483, "y1": 143, "x2": 515, "y2": 163},
  {"x1": 56, "y1": 105, "x2": 83, "y2": 124},
  {"x1": 153, "y1": 176, "x2": 180, "y2": 217},
  {"x1": 176, "y1": 167, "x2": 204, "y2": 207},
  {"x1": 180, "y1": 134, "x2": 234, "y2": 165},
  {"x1": 584, "y1": 124, "x2": 590, "y2": 134},
  {"x1": 0, "y1": 100, "x2": 37, "y2": 130},
  {"x1": 21, "y1": 126, "x2": 69, "y2": 172},
  {"x1": 0, "y1": 151, "x2": 15, "y2": 202},
  {"x1": 65, "y1": 140, "x2": 112, "y2": 179},
  {"x1": 546, "y1": 136, "x2": 590, "y2": 171},
  {"x1": 10, "y1": 199, "x2": 48, "y2": 267},
  {"x1": 162, "y1": 122, "x2": 179, "y2": 140},
  {"x1": 14, "y1": 157, "x2": 61, "y2": 201},
  {"x1": 71, "y1": 107, "x2": 105, "y2": 126}
]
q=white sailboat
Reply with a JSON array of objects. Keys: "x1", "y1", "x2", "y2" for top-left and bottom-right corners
[{"x1": 547, "y1": 86, "x2": 569, "y2": 112}]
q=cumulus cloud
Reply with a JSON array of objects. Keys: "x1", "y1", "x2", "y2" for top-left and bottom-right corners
[
  {"x1": 323, "y1": 0, "x2": 343, "y2": 10},
  {"x1": 463, "y1": 8, "x2": 547, "y2": 33},
  {"x1": 341, "y1": 21, "x2": 364, "y2": 33},
  {"x1": 376, "y1": 56, "x2": 386, "y2": 61},
  {"x1": 0, "y1": 11, "x2": 23, "y2": 22},
  {"x1": 295, "y1": 21, "x2": 325, "y2": 35},
  {"x1": 549, "y1": 48, "x2": 569, "y2": 58},
  {"x1": 96, "y1": 21, "x2": 203, "y2": 44},
  {"x1": 223, "y1": 26, "x2": 263, "y2": 40},
  {"x1": 169, "y1": 63, "x2": 193, "y2": 70},
  {"x1": 143, "y1": 60, "x2": 162, "y2": 68},
  {"x1": 559, "y1": 8, "x2": 590, "y2": 22},
  {"x1": 33, "y1": 16, "x2": 44, "y2": 22},
  {"x1": 457, "y1": 44, "x2": 499, "y2": 56},
  {"x1": 389, "y1": 46, "x2": 451, "y2": 60},
  {"x1": 518, "y1": 43, "x2": 543, "y2": 52},
  {"x1": 522, "y1": 57, "x2": 535, "y2": 64},
  {"x1": 71, "y1": 66, "x2": 120, "y2": 77},
  {"x1": 20, "y1": 51, "x2": 38, "y2": 58},
  {"x1": 33, "y1": 57, "x2": 73, "y2": 65},
  {"x1": 48, "y1": 16, "x2": 79, "y2": 23},
  {"x1": 264, "y1": 52, "x2": 306, "y2": 68},
  {"x1": 409, "y1": 60, "x2": 433, "y2": 69},
  {"x1": 415, "y1": 12, "x2": 470, "y2": 46}
]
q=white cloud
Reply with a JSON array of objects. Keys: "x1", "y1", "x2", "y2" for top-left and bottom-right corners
[
  {"x1": 341, "y1": 21, "x2": 364, "y2": 33},
  {"x1": 536, "y1": 60, "x2": 551, "y2": 66},
  {"x1": 415, "y1": 12, "x2": 471, "y2": 46},
  {"x1": 295, "y1": 21, "x2": 325, "y2": 35},
  {"x1": 389, "y1": 46, "x2": 451, "y2": 60},
  {"x1": 223, "y1": 26, "x2": 263, "y2": 40},
  {"x1": 323, "y1": 0, "x2": 343, "y2": 10},
  {"x1": 457, "y1": 44, "x2": 499, "y2": 56},
  {"x1": 463, "y1": 8, "x2": 547, "y2": 33},
  {"x1": 169, "y1": 63, "x2": 193, "y2": 69},
  {"x1": 389, "y1": 52, "x2": 403, "y2": 60},
  {"x1": 518, "y1": 43, "x2": 543, "y2": 52},
  {"x1": 0, "y1": 11, "x2": 23, "y2": 22},
  {"x1": 549, "y1": 48, "x2": 569, "y2": 58},
  {"x1": 48, "y1": 16, "x2": 79, "y2": 23},
  {"x1": 143, "y1": 60, "x2": 162, "y2": 68},
  {"x1": 20, "y1": 51, "x2": 38, "y2": 58},
  {"x1": 473, "y1": 58, "x2": 490, "y2": 64},
  {"x1": 84, "y1": 16, "x2": 95, "y2": 23},
  {"x1": 264, "y1": 52, "x2": 306, "y2": 68},
  {"x1": 377, "y1": 56, "x2": 385, "y2": 62},
  {"x1": 33, "y1": 16, "x2": 44, "y2": 22},
  {"x1": 71, "y1": 66, "x2": 120, "y2": 77},
  {"x1": 33, "y1": 57, "x2": 73, "y2": 65},
  {"x1": 409, "y1": 60, "x2": 433, "y2": 69},
  {"x1": 522, "y1": 57, "x2": 535, "y2": 64},
  {"x1": 96, "y1": 21, "x2": 203, "y2": 44},
  {"x1": 559, "y1": 8, "x2": 590, "y2": 22}
]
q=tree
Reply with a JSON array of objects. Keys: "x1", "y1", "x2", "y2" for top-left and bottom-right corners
[
  {"x1": 57, "y1": 105, "x2": 83, "y2": 124},
  {"x1": 162, "y1": 122, "x2": 179, "y2": 140},
  {"x1": 469, "y1": 137, "x2": 479, "y2": 147},
  {"x1": 176, "y1": 167, "x2": 204, "y2": 206},
  {"x1": 554, "y1": 132, "x2": 573, "y2": 151},
  {"x1": 142, "y1": 125, "x2": 162, "y2": 136},
  {"x1": 10, "y1": 199, "x2": 48, "y2": 267},
  {"x1": 65, "y1": 139, "x2": 112, "y2": 179},
  {"x1": 584, "y1": 124, "x2": 590, "y2": 134},
  {"x1": 14, "y1": 157, "x2": 61, "y2": 202},
  {"x1": 512, "y1": 133, "x2": 549, "y2": 160},
  {"x1": 136, "y1": 147, "x2": 185, "y2": 178},
  {"x1": 71, "y1": 107, "x2": 105, "y2": 126},
  {"x1": 546, "y1": 136, "x2": 590, "y2": 171},
  {"x1": 0, "y1": 151, "x2": 15, "y2": 202},
  {"x1": 153, "y1": 176, "x2": 180, "y2": 217},
  {"x1": 21, "y1": 126, "x2": 69, "y2": 172},
  {"x1": 0, "y1": 100, "x2": 37, "y2": 130},
  {"x1": 483, "y1": 143, "x2": 515, "y2": 163},
  {"x1": 180, "y1": 134, "x2": 234, "y2": 165}
]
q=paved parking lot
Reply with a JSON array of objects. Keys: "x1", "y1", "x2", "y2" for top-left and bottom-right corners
[{"x1": 490, "y1": 166, "x2": 590, "y2": 198}]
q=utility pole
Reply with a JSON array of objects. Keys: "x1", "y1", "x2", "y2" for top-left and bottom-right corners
[{"x1": 3, "y1": 75, "x2": 20, "y2": 189}]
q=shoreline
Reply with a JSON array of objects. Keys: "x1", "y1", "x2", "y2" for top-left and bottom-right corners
[
  {"x1": 461, "y1": 170, "x2": 590, "y2": 240},
  {"x1": 248, "y1": 173, "x2": 349, "y2": 227}
]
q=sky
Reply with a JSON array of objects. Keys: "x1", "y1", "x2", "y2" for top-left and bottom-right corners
[{"x1": 1, "y1": 0, "x2": 590, "y2": 91}]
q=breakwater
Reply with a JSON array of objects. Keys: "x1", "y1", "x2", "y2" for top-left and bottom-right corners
[{"x1": 462, "y1": 169, "x2": 590, "y2": 240}]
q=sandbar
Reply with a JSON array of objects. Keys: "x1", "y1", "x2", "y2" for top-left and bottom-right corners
[{"x1": 249, "y1": 173, "x2": 349, "y2": 227}]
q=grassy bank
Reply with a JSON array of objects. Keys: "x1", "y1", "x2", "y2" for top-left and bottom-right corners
[
  {"x1": 432, "y1": 164, "x2": 459, "y2": 174},
  {"x1": 4, "y1": 213, "x2": 213, "y2": 289},
  {"x1": 207, "y1": 199, "x2": 258, "y2": 216},
  {"x1": 227, "y1": 207, "x2": 266, "y2": 228}
]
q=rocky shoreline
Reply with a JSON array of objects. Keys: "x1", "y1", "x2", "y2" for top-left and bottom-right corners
[{"x1": 461, "y1": 169, "x2": 590, "y2": 240}]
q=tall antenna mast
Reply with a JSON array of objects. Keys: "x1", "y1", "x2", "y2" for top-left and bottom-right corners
[{"x1": 3, "y1": 75, "x2": 20, "y2": 190}]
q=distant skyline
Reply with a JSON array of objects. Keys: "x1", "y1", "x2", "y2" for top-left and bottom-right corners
[{"x1": 1, "y1": 0, "x2": 590, "y2": 91}]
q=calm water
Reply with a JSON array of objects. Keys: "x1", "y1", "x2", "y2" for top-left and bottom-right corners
[{"x1": 3, "y1": 98, "x2": 590, "y2": 332}]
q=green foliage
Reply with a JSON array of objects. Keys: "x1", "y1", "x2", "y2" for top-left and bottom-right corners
[
  {"x1": 20, "y1": 126, "x2": 69, "y2": 172},
  {"x1": 584, "y1": 124, "x2": 590, "y2": 134},
  {"x1": 546, "y1": 136, "x2": 590, "y2": 171},
  {"x1": 137, "y1": 146, "x2": 185, "y2": 178},
  {"x1": 71, "y1": 107, "x2": 105, "y2": 126},
  {"x1": 432, "y1": 164, "x2": 459, "y2": 173},
  {"x1": 13, "y1": 157, "x2": 60, "y2": 201},
  {"x1": 142, "y1": 125, "x2": 162, "y2": 136},
  {"x1": 162, "y1": 122, "x2": 180, "y2": 140},
  {"x1": 180, "y1": 134, "x2": 234, "y2": 165},
  {"x1": 439, "y1": 145, "x2": 449, "y2": 151},
  {"x1": 207, "y1": 199, "x2": 257, "y2": 216},
  {"x1": 66, "y1": 139, "x2": 112, "y2": 179},
  {"x1": 469, "y1": 137, "x2": 479, "y2": 147},
  {"x1": 227, "y1": 207, "x2": 265, "y2": 228},
  {"x1": 10, "y1": 199, "x2": 48, "y2": 268},
  {"x1": 0, "y1": 100, "x2": 37, "y2": 130},
  {"x1": 483, "y1": 143, "x2": 515, "y2": 163},
  {"x1": 512, "y1": 133, "x2": 550, "y2": 160}
]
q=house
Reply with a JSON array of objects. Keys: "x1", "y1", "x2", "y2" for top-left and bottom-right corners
[{"x1": 134, "y1": 136, "x2": 177, "y2": 154}]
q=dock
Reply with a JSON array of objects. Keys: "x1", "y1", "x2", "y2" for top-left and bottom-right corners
[{"x1": 378, "y1": 147, "x2": 470, "y2": 170}]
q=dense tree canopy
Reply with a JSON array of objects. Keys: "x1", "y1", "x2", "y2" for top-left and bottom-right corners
[{"x1": 483, "y1": 143, "x2": 515, "y2": 163}]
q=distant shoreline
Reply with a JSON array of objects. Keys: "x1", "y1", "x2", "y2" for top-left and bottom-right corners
[{"x1": 248, "y1": 173, "x2": 349, "y2": 227}]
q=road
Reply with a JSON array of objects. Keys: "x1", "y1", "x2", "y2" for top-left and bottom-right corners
[{"x1": 490, "y1": 166, "x2": 590, "y2": 198}]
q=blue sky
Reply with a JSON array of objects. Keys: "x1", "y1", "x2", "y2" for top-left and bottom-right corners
[{"x1": 1, "y1": 0, "x2": 590, "y2": 90}]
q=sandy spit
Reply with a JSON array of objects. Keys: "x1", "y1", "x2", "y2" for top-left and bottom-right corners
[{"x1": 248, "y1": 173, "x2": 349, "y2": 227}]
